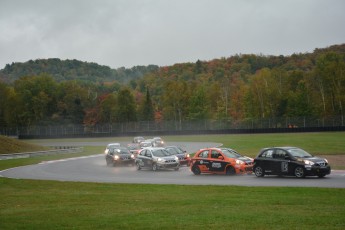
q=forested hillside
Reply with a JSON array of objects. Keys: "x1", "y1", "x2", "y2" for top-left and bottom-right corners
[
  {"x1": 0, "y1": 58, "x2": 159, "y2": 84},
  {"x1": 0, "y1": 44, "x2": 344, "y2": 130}
]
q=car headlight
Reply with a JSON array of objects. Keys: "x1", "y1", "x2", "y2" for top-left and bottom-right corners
[
  {"x1": 174, "y1": 156, "x2": 179, "y2": 161},
  {"x1": 114, "y1": 155, "x2": 119, "y2": 160},
  {"x1": 186, "y1": 154, "x2": 190, "y2": 158},
  {"x1": 131, "y1": 154, "x2": 135, "y2": 159},
  {"x1": 324, "y1": 159, "x2": 328, "y2": 163},
  {"x1": 157, "y1": 158, "x2": 165, "y2": 163},
  {"x1": 236, "y1": 159, "x2": 244, "y2": 165},
  {"x1": 304, "y1": 160, "x2": 315, "y2": 165}
]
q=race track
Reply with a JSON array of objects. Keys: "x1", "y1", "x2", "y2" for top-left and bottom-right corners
[{"x1": 1, "y1": 141, "x2": 344, "y2": 188}]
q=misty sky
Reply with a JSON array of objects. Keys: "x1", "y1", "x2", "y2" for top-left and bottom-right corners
[{"x1": 0, "y1": 0, "x2": 344, "y2": 69}]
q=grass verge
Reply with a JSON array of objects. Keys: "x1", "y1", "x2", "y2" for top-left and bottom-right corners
[{"x1": 0, "y1": 178, "x2": 344, "y2": 230}]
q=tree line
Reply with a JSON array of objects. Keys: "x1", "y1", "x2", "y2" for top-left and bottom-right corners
[{"x1": 0, "y1": 44, "x2": 344, "y2": 129}]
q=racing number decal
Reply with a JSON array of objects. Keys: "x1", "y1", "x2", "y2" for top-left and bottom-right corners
[
  {"x1": 281, "y1": 162, "x2": 288, "y2": 172},
  {"x1": 211, "y1": 162, "x2": 222, "y2": 168}
]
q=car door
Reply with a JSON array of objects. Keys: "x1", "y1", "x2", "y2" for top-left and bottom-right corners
[
  {"x1": 194, "y1": 150, "x2": 211, "y2": 172},
  {"x1": 256, "y1": 149, "x2": 274, "y2": 173},
  {"x1": 208, "y1": 150, "x2": 227, "y2": 173},
  {"x1": 271, "y1": 149, "x2": 290, "y2": 175},
  {"x1": 136, "y1": 149, "x2": 147, "y2": 167},
  {"x1": 143, "y1": 150, "x2": 153, "y2": 168}
]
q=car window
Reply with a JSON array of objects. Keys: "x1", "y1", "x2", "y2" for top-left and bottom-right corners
[
  {"x1": 288, "y1": 148, "x2": 313, "y2": 158},
  {"x1": 198, "y1": 150, "x2": 209, "y2": 158},
  {"x1": 166, "y1": 147, "x2": 181, "y2": 155},
  {"x1": 261, "y1": 149, "x2": 274, "y2": 158},
  {"x1": 139, "y1": 150, "x2": 146, "y2": 156},
  {"x1": 221, "y1": 148, "x2": 240, "y2": 158},
  {"x1": 145, "y1": 150, "x2": 152, "y2": 157},
  {"x1": 211, "y1": 150, "x2": 221, "y2": 159},
  {"x1": 152, "y1": 149, "x2": 170, "y2": 157},
  {"x1": 275, "y1": 149, "x2": 286, "y2": 159}
]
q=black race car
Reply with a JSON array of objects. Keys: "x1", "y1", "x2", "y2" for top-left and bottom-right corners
[
  {"x1": 253, "y1": 147, "x2": 331, "y2": 178},
  {"x1": 105, "y1": 147, "x2": 135, "y2": 166}
]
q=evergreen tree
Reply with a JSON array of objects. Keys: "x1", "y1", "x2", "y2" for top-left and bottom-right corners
[{"x1": 139, "y1": 88, "x2": 155, "y2": 121}]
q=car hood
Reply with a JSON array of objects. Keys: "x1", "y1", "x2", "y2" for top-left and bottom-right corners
[
  {"x1": 237, "y1": 156, "x2": 253, "y2": 163},
  {"x1": 172, "y1": 153, "x2": 185, "y2": 157},
  {"x1": 115, "y1": 153, "x2": 132, "y2": 157},
  {"x1": 296, "y1": 156, "x2": 327, "y2": 163},
  {"x1": 154, "y1": 156, "x2": 176, "y2": 160}
]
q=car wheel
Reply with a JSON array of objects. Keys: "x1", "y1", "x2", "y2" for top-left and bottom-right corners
[
  {"x1": 152, "y1": 163, "x2": 157, "y2": 171},
  {"x1": 254, "y1": 166, "x2": 265, "y2": 177},
  {"x1": 174, "y1": 167, "x2": 179, "y2": 171},
  {"x1": 318, "y1": 174, "x2": 326, "y2": 178},
  {"x1": 136, "y1": 162, "x2": 141, "y2": 170},
  {"x1": 294, "y1": 166, "x2": 305, "y2": 178},
  {"x1": 191, "y1": 165, "x2": 201, "y2": 175},
  {"x1": 226, "y1": 166, "x2": 236, "y2": 175}
]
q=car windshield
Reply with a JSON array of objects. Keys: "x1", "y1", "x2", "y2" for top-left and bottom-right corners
[
  {"x1": 152, "y1": 149, "x2": 170, "y2": 157},
  {"x1": 166, "y1": 147, "x2": 183, "y2": 155},
  {"x1": 141, "y1": 142, "x2": 151, "y2": 147},
  {"x1": 221, "y1": 148, "x2": 242, "y2": 158},
  {"x1": 109, "y1": 148, "x2": 130, "y2": 154},
  {"x1": 288, "y1": 148, "x2": 313, "y2": 158}
]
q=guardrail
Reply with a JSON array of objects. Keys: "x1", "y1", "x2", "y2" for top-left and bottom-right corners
[{"x1": 0, "y1": 147, "x2": 84, "y2": 160}]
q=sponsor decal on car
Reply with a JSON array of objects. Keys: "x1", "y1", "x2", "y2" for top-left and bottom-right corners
[{"x1": 212, "y1": 162, "x2": 221, "y2": 168}]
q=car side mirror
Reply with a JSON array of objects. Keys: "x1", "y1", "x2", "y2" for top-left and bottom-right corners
[
  {"x1": 285, "y1": 155, "x2": 290, "y2": 160},
  {"x1": 218, "y1": 156, "x2": 224, "y2": 160}
]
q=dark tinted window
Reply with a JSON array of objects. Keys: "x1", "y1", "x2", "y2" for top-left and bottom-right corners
[
  {"x1": 261, "y1": 149, "x2": 274, "y2": 158},
  {"x1": 274, "y1": 149, "x2": 286, "y2": 159},
  {"x1": 211, "y1": 150, "x2": 221, "y2": 159}
]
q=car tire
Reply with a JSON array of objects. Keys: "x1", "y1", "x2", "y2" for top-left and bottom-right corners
[
  {"x1": 294, "y1": 166, "x2": 305, "y2": 178},
  {"x1": 152, "y1": 163, "x2": 157, "y2": 171},
  {"x1": 226, "y1": 166, "x2": 236, "y2": 175},
  {"x1": 191, "y1": 165, "x2": 201, "y2": 175},
  {"x1": 174, "y1": 167, "x2": 179, "y2": 171},
  {"x1": 254, "y1": 166, "x2": 265, "y2": 177},
  {"x1": 136, "y1": 162, "x2": 141, "y2": 170},
  {"x1": 318, "y1": 174, "x2": 326, "y2": 178}
]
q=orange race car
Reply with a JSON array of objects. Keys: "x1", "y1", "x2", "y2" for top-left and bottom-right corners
[{"x1": 190, "y1": 147, "x2": 253, "y2": 175}]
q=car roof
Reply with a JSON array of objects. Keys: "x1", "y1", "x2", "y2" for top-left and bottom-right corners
[
  {"x1": 107, "y1": 143, "x2": 120, "y2": 146},
  {"x1": 141, "y1": 147, "x2": 165, "y2": 151},
  {"x1": 261, "y1": 146, "x2": 298, "y2": 150},
  {"x1": 198, "y1": 147, "x2": 221, "y2": 151}
]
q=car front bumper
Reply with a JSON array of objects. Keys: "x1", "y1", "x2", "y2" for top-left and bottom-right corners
[
  {"x1": 305, "y1": 165, "x2": 331, "y2": 176},
  {"x1": 156, "y1": 162, "x2": 180, "y2": 169},
  {"x1": 114, "y1": 159, "x2": 135, "y2": 164}
]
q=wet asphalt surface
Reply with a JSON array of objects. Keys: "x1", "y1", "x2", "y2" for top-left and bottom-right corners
[{"x1": 1, "y1": 141, "x2": 344, "y2": 188}]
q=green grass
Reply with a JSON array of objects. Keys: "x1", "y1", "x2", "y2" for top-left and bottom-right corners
[
  {"x1": 0, "y1": 135, "x2": 48, "y2": 154},
  {"x1": 23, "y1": 131, "x2": 345, "y2": 157},
  {"x1": 0, "y1": 178, "x2": 344, "y2": 230},
  {"x1": 162, "y1": 132, "x2": 345, "y2": 156}
]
